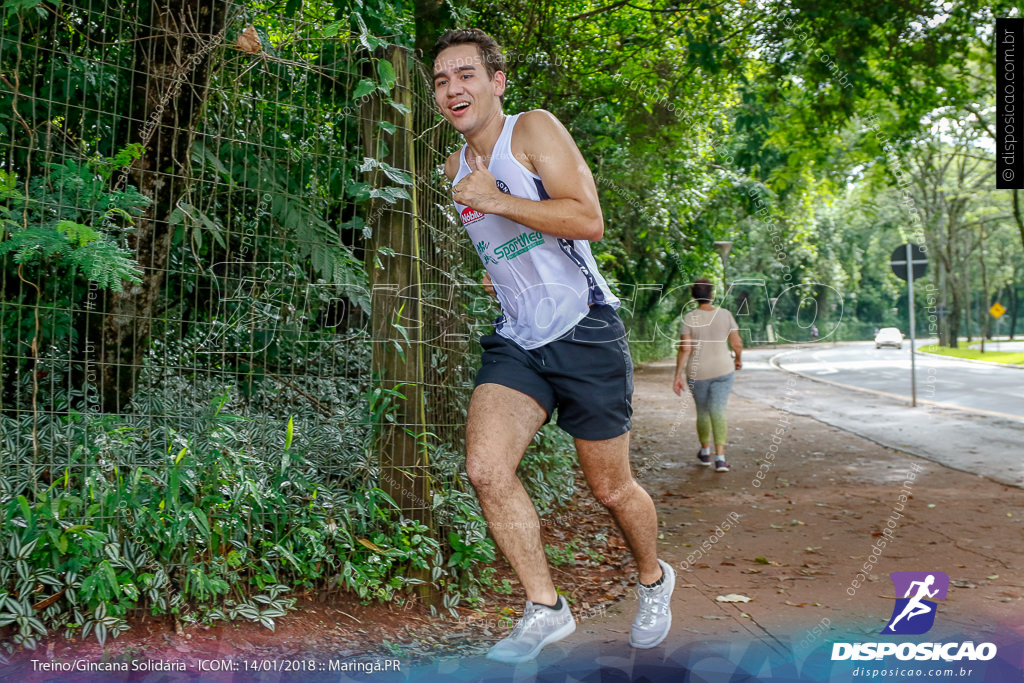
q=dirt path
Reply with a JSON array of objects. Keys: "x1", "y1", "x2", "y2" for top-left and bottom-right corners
[
  {"x1": 4, "y1": 357, "x2": 1024, "y2": 681},
  {"x1": 537, "y1": 358, "x2": 1024, "y2": 668}
]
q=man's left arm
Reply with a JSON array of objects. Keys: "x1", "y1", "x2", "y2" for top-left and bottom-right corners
[{"x1": 452, "y1": 110, "x2": 604, "y2": 241}]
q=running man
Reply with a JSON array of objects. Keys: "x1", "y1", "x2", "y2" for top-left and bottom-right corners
[
  {"x1": 887, "y1": 574, "x2": 939, "y2": 632},
  {"x1": 432, "y1": 28, "x2": 674, "y2": 663}
]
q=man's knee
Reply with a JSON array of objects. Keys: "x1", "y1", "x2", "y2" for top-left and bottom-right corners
[
  {"x1": 591, "y1": 478, "x2": 634, "y2": 508},
  {"x1": 465, "y1": 453, "x2": 516, "y2": 492}
]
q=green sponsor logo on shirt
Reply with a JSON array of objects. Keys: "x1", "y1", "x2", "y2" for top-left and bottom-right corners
[
  {"x1": 476, "y1": 239, "x2": 496, "y2": 264},
  {"x1": 494, "y1": 231, "x2": 544, "y2": 261}
]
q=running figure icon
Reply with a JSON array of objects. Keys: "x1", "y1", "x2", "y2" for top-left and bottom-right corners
[{"x1": 886, "y1": 574, "x2": 939, "y2": 632}]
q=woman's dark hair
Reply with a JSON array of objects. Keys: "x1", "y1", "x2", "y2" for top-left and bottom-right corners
[{"x1": 691, "y1": 278, "x2": 714, "y2": 304}]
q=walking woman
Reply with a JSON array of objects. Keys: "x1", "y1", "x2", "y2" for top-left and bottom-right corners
[{"x1": 672, "y1": 279, "x2": 743, "y2": 472}]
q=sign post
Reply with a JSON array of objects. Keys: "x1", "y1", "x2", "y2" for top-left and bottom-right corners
[
  {"x1": 890, "y1": 244, "x2": 928, "y2": 407},
  {"x1": 990, "y1": 302, "x2": 1006, "y2": 352}
]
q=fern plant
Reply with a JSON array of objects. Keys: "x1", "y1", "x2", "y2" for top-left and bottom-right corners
[{"x1": 0, "y1": 146, "x2": 147, "y2": 292}]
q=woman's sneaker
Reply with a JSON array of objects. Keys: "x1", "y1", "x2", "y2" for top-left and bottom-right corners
[
  {"x1": 631, "y1": 559, "x2": 675, "y2": 648},
  {"x1": 715, "y1": 458, "x2": 730, "y2": 472},
  {"x1": 485, "y1": 597, "x2": 576, "y2": 664},
  {"x1": 697, "y1": 450, "x2": 711, "y2": 466}
]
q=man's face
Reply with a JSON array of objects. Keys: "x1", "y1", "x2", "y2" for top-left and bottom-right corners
[{"x1": 433, "y1": 43, "x2": 505, "y2": 133}]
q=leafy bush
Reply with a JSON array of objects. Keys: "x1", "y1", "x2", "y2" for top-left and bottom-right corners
[
  {"x1": 0, "y1": 348, "x2": 581, "y2": 650},
  {"x1": 0, "y1": 371, "x2": 441, "y2": 650},
  {"x1": 518, "y1": 425, "x2": 577, "y2": 517},
  {"x1": 0, "y1": 150, "x2": 147, "y2": 292}
]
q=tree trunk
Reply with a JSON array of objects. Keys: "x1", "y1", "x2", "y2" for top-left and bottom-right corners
[
  {"x1": 360, "y1": 47, "x2": 431, "y2": 524},
  {"x1": 414, "y1": 0, "x2": 453, "y2": 58},
  {"x1": 360, "y1": 46, "x2": 435, "y2": 603},
  {"x1": 963, "y1": 257, "x2": 972, "y2": 344},
  {"x1": 1014, "y1": 189, "x2": 1024, "y2": 252},
  {"x1": 1011, "y1": 282, "x2": 1020, "y2": 341},
  {"x1": 948, "y1": 287, "x2": 962, "y2": 349},
  {"x1": 979, "y1": 225, "x2": 988, "y2": 350},
  {"x1": 95, "y1": 0, "x2": 227, "y2": 411}
]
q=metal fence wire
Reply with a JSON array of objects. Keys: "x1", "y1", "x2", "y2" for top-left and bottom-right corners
[{"x1": 0, "y1": 0, "x2": 481, "y2": 634}]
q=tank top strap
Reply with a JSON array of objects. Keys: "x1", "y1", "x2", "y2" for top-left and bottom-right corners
[
  {"x1": 492, "y1": 113, "x2": 519, "y2": 165},
  {"x1": 456, "y1": 114, "x2": 517, "y2": 178}
]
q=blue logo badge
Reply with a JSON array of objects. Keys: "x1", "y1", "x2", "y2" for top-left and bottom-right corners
[{"x1": 882, "y1": 571, "x2": 949, "y2": 635}]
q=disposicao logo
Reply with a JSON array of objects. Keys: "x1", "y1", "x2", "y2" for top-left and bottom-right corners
[
  {"x1": 882, "y1": 571, "x2": 948, "y2": 635},
  {"x1": 831, "y1": 570, "x2": 997, "y2": 662}
]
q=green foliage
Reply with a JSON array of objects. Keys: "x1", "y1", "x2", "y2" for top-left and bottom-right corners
[
  {"x1": 3, "y1": 0, "x2": 1007, "y2": 657},
  {"x1": 517, "y1": 425, "x2": 576, "y2": 517},
  {"x1": 0, "y1": 159, "x2": 146, "y2": 292},
  {"x1": 470, "y1": 0, "x2": 1014, "y2": 349},
  {"x1": 0, "y1": 314, "x2": 579, "y2": 647},
  {"x1": 544, "y1": 538, "x2": 606, "y2": 568},
  {"x1": 0, "y1": 376, "x2": 468, "y2": 649},
  {"x1": 0, "y1": 0, "x2": 587, "y2": 653},
  {"x1": 1, "y1": 0, "x2": 47, "y2": 17},
  {"x1": 543, "y1": 542, "x2": 576, "y2": 568}
]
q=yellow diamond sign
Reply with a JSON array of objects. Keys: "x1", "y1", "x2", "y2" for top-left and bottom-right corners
[{"x1": 990, "y1": 302, "x2": 1006, "y2": 319}]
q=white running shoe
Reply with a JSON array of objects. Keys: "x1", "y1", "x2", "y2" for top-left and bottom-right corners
[
  {"x1": 485, "y1": 593, "x2": 577, "y2": 663},
  {"x1": 485, "y1": 597, "x2": 576, "y2": 664},
  {"x1": 630, "y1": 559, "x2": 675, "y2": 649}
]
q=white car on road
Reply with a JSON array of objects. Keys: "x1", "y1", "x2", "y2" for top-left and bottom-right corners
[{"x1": 875, "y1": 327, "x2": 903, "y2": 349}]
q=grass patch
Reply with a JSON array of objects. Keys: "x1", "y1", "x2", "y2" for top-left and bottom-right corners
[{"x1": 919, "y1": 344, "x2": 1024, "y2": 366}]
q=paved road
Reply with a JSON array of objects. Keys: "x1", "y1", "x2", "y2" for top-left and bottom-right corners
[
  {"x1": 774, "y1": 340, "x2": 1024, "y2": 420},
  {"x1": 733, "y1": 344, "x2": 1024, "y2": 488}
]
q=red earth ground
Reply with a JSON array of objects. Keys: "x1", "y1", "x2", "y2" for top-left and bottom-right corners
[{"x1": 4, "y1": 358, "x2": 1023, "y2": 678}]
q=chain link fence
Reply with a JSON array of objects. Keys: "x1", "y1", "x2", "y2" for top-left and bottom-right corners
[{"x1": 0, "y1": 0, "x2": 483, "y2": 644}]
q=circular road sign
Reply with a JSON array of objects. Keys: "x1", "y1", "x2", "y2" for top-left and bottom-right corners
[{"x1": 890, "y1": 243, "x2": 927, "y2": 282}]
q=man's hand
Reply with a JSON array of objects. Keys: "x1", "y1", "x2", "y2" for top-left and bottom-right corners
[
  {"x1": 482, "y1": 272, "x2": 496, "y2": 297},
  {"x1": 453, "y1": 155, "x2": 502, "y2": 213},
  {"x1": 672, "y1": 374, "x2": 685, "y2": 396}
]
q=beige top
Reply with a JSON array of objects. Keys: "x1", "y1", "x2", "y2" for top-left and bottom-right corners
[{"x1": 681, "y1": 307, "x2": 739, "y2": 380}]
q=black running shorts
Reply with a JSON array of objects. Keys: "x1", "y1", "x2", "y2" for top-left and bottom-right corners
[{"x1": 474, "y1": 304, "x2": 633, "y2": 441}]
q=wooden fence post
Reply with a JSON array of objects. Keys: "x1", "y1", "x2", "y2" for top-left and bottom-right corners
[{"x1": 360, "y1": 46, "x2": 434, "y2": 601}]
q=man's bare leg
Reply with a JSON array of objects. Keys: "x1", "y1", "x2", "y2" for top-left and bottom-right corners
[
  {"x1": 466, "y1": 383, "x2": 555, "y2": 605},
  {"x1": 576, "y1": 432, "x2": 661, "y2": 584},
  {"x1": 578, "y1": 432, "x2": 673, "y2": 649}
]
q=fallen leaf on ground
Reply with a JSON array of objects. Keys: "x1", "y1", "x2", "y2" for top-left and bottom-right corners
[{"x1": 717, "y1": 594, "x2": 752, "y2": 603}]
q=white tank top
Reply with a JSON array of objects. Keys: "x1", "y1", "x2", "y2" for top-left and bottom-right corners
[{"x1": 452, "y1": 113, "x2": 619, "y2": 349}]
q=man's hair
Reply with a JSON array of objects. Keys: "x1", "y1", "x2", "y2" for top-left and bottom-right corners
[
  {"x1": 692, "y1": 278, "x2": 714, "y2": 304},
  {"x1": 432, "y1": 28, "x2": 506, "y2": 79}
]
